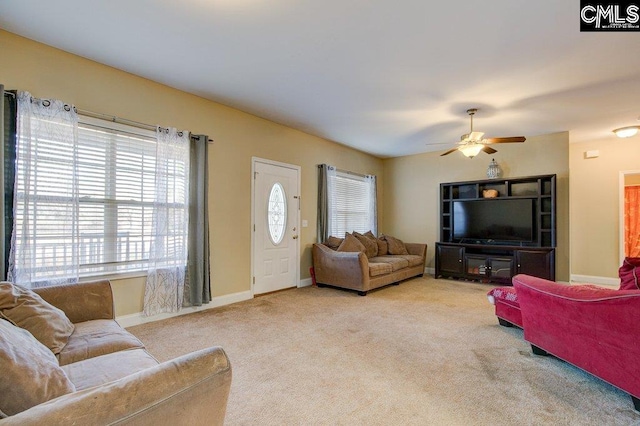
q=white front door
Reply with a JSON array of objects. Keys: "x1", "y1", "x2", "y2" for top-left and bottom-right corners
[{"x1": 252, "y1": 159, "x2": 300, "y2": 295}]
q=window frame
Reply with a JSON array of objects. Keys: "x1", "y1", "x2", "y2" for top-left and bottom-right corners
[
  {"x1": 75, "y1": 116, "x2": 159, "y2": 280},
  {"x1": 329, "y1": 170, "x2": 377, "y2": 237}
]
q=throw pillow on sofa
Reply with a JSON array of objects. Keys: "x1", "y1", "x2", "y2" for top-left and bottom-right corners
[
  {"x1": 353, "y1": 232, "x2": 378, "y2": 258},
  {"x1": 0, "y1": 282, "x2": 75, "y2": 354},
  {"x1": 0, "y1": 319, "x2": 75, "y2": 416},
  {"x1": 619, "y1": 257, "x2": 640, "y2": 290},
  {"x1": 383, "y1": 235, "x2": 409, "y2": 255},
  {"x1": 337, "y1": 233, "x2": 366, "y2": 253},
  {"x1": 364, "y1": 231, "x2": 388, "y2": 255},
  {"x1": 323, "y1": 236, "x2": 343, "y2": 250}
]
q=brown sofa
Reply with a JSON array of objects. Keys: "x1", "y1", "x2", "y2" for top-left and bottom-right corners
[
  {"x1": 0, "y1": 280, "x2": 232, "y2": 425},
  {"x1": 312, "y1": 234, "x2": 427, "y2": 295}
]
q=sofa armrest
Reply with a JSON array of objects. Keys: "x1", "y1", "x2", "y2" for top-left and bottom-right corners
[
  {"x1": 33, "y1": 280, "x2": 115, "y2": 323},
  {"x1": 2, "y1": 346, "x2": 232, "y2": 426},
  {"x1": 405, "y1": 243, "x2": 427, "y2": 261},
  {"x1": 312, "y1": 243, "x2": 368, "y2": 289}
]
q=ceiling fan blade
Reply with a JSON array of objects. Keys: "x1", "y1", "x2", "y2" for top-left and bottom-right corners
[
  {"x1": 484, "y1": 136, "x2": 526, "y2": 144},
  {"x1": 440, "y1": 148, "x2": 460, "y2": 156},
  {"x1": 482, "y1": 146, "x2": 498, "y2": 154}
]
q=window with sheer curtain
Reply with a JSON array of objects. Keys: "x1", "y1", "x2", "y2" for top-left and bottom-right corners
[{"x1": 10, "y1": 102, "x2": 177, "y2": 284}]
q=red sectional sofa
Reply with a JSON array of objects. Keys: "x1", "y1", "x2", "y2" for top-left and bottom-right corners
[{"x1": 511, "y1": 274, "x2": 640, "y2": 411}]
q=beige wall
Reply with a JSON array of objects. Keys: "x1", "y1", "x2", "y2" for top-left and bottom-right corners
[
  {"x1": 5, "y1": 28, "x2": 626, "y2": 316},
  {"x1": 570, "y1": 137, "x2": 640, "y2": 278},
  {"x1": 0, "y1": 30, "x2": 383, "y2": 316},
  {"x1": 382, "y1": 132, "x2": 570, "y2": 281}
]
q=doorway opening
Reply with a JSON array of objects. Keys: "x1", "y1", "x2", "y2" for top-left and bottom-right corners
[{"x1": 619, "y1": 170, "x2": 640, "y2": 264}]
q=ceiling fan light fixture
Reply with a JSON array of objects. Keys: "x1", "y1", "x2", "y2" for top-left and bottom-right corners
[
  {"x1": 459, "y1": 144, "x2": 483, "y2": 158},
  {"x1": 613, "y1": 126, "x2": 640, "y2": 138}
]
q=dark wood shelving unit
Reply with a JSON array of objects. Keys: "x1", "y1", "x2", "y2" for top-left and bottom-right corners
[{"x1": 436, "y1": 174, "x2": 556, "y2": 284}]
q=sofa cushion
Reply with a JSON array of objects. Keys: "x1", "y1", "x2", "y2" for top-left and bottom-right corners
[
  {"x1": 57, "y1": 319, "x2": 145, "y2": 366},
  {"x1": 62, "y1": 348, "x2": 158, "y2": 391},
  {"x1": 337, "y1": 233, "x2": 365, "y2": 253},
  {"x1": 0, "y1": 282, "x2": 75, "y2": 354},
  {"x1": 368, "y1": 262, "x2": 393, "y2": 277},
  {"x1": 323, "y1": 236, "x2": 343, "y2": 250},
  {"x1": 353, "y1": 232, "x2": 378, "y2": 258},
  {"x1": 368, "y1": 256, "x2": 409, "y2": 271},
  {"x1": 383, "y1": 235, "x2": 409, "y2": 255},
  {"x1": 396, "y1": 254, "x2": 424, "y2": 268},
  {"x1": 0, "y1": 319, "x2": 75, "y2": 416},
  {"x1": 619, "y1": 257, "x2": 640, "y2": 290}
]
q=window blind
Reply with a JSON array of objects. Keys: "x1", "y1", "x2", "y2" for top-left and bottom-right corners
[
  {"x1": 329, "y1": 171, "x2": 376, "y2": 237},
  {"x1": 13, "y1": 115, "x2": 164, "y2": 279},
  {"x1": 76, "y1": 118, "x2": 157, "y2": 275}
]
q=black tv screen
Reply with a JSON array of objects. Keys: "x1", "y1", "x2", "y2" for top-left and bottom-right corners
[{"x1": 453, "y1": 199, "x2": 535, "y2": 243}]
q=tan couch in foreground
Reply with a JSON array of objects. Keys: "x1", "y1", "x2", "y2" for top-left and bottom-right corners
[{"x1": 0, "y1": 280, "x2": 231, "y2": 425}]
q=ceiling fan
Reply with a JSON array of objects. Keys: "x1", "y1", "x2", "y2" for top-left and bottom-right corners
[{"x1": 440, "y1": 108, "x2": 526, "y2": 158}]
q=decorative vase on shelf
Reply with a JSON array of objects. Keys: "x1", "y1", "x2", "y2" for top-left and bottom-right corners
[{"x1": 487, "y1": 158, "x2": 502, "y2": 179}]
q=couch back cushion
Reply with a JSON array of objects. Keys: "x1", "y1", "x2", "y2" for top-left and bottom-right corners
[
  {"x1": 337, "y1": 233, "x2": 365, "y2": 253},
  {"x1": 619, "y1": 257, "x2": 640, "y2": 290},
  {"x1": 0, "y1": 319, "x2": 75, "y2": 416},
  {"x1": 323, "y1": 236, "x2": 343, "y2": 250},
  {"x1": 383, "y1": 235, "x2": 409, "y2": 255},
  {"x1": 0, "y1": 282, "x2": 75, "y2": 354},
  {"x1": 353, "y1": 232, "x2": 378, "y2": 258}
]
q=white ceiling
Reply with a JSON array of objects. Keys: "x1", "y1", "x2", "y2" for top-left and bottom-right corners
[{"x1": 1, "y1": 1, "x2": 639, "y2": 158}]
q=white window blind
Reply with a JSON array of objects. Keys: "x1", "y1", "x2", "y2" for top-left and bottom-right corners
[
  {"x1": 329, "y1": 171, "x2": 377, "y2": 237},
  {"x1": 76, "y1": 118, "x2": 157, "y2": 276},
  {"x1": 13, "y1": 115, "x2": 163, "y2": 280}
]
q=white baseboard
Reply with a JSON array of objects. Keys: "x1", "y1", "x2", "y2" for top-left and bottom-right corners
[
  {"x1": 570, "y1": 274, "x2": 619, "y2": 288},
  {"x1": 299, "y1": 277, "x2": 313, "y2": 287},
  {"x1": 118, "y1": 290, "x2": 253, "y2": 328}
]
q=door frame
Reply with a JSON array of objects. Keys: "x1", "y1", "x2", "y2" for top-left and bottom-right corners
[{"x1": 251, "y1": 157, "x2": 301, "y2": 297}]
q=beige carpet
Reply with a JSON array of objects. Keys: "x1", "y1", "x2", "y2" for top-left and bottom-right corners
[{"x1": 128, "y1": 277, "x2": 639, "y2": 425}]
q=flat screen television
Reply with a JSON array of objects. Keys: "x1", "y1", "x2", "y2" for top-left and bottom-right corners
[{"x1": 452, "y1": 198, "x2": 535, "y2": 244}]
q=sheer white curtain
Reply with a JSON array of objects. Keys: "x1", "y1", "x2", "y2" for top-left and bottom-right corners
[
  {"x1": 143, "y1": 127, "x2": 191, "y2": 316},
  {"x1": 10, "y1": 92, "x2": 79, "y2": 287}
]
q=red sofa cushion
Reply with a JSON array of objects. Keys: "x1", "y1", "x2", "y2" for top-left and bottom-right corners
[{"x1": 619, "y1": 257, "x2": 640, "y2": 290}]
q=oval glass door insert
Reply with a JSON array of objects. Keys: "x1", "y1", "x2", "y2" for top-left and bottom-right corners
[{"x1": 268, "y1": 182, "x2": 287, "y2": 245}]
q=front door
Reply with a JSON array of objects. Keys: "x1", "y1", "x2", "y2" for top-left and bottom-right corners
[{"x1": 252, "y1": 159, "x2": 300, "y2": 295}]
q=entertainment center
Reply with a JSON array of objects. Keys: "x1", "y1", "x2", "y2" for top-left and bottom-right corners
[{"x1": 435, "y1": 174, "x2": 556, "y2": 284}]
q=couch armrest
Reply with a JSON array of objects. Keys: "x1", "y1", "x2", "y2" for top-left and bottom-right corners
[
  {"x1": 312, "y1": 243, "x2": 368, "y2": 290},
  {"x1": 2, "y1": 346, "x2": 232, "y2": 426},
  {"x1": 405, "y1": 243, "x2": 427, "y2": 261},
  {"x1": 33, "y1": 280, "x2": 114, "y2": 323}
]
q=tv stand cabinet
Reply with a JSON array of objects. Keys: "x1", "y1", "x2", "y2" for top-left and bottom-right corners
[
  {"x1": 435, "y1": 242, "x2": 555, "y2": 284},
  {"x1": 437, "y1": 174, "x2": 556, "y2": 284}
]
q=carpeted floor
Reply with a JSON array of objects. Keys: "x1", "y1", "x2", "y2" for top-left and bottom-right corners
[{"x1": 128, "y1": 277, "x2": 639, "y2": 425}]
